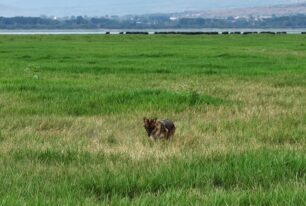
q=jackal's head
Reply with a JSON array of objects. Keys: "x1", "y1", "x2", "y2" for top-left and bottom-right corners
[{"x1": 143, "y1": 117, "x2": 157, "y2": 137}]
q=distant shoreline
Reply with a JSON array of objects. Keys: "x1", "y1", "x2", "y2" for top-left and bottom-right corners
[{"x1": 0, "y1": 28, "x2": 306, "y2": 35}]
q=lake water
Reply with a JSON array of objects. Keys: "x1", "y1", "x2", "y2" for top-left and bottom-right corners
[{"x1": 0, "y1": 29, "x2": 305, "y2": 35}]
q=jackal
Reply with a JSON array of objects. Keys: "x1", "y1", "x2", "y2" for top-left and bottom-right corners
[{"x1": 143, "y1": 118, "x2": 176, "y2": 140}]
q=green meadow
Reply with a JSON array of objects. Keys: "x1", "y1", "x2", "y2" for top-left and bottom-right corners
[{"x1": 0, "y1": 34, "x2": 305, "y2": 205}]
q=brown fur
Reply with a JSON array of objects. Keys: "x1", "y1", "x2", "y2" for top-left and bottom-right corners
[{"x1": 143, "y1": 117, "x2": 176, "y2": 140}]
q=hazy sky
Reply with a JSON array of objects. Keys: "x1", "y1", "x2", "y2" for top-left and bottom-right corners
[{"x1": 0, "y1": 0, "x2": 305, "y2": 16}]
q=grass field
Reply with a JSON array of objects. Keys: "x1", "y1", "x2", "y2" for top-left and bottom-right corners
[{"x1": 0, "y1": 34, "x2": 305, "y2": 205}]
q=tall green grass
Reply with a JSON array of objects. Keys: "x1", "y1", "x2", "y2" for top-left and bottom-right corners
[{"x1": 0, "y1": 35, "x2": 305, "y2": 205}]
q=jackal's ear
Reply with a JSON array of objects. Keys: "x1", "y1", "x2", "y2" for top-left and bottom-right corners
[
  {"x1": 143, "y1": 117, "x2": 147, "y2": 123},
  {"x1": 153, "y1": 118, "x2": 157, "y2": 122}
]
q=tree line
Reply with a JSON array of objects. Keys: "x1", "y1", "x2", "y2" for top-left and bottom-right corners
[{"x1": 1, "y1": 15, "x2": 306, "y2": 29}]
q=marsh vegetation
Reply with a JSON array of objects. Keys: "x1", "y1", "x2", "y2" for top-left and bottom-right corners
[{"x1": 0, "y1": 35, "x2": 305, "y2": 205}]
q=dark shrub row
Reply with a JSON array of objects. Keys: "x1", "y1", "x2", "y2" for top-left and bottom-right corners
[
  {"x1": 243, "y1": 32, "x2": 258, "y2": 35},
  {"x1": 260, "y1": 31, "x2": 276, "y2": 35},
  {"x1": 105, "y1": 31, "x2": 305, "y2": 35},
  {"x1": 154, "y1": 32, "x2": 219, "y2": 35},
  {"x1": 126, "y1": 32, "x2": 149, "y2": 35}
]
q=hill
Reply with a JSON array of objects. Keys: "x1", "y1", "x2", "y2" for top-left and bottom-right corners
[{"x1": 171, "y1": 3, "x2": 306, "y2": 18}]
